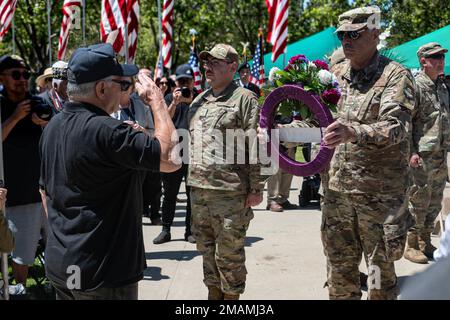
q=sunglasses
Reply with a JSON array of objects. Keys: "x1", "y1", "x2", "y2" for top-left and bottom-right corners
[
  {"x1": 427, "y1": 53, "x2": 445, "y2": 60},
  {"x1": 202, "y1": 59, "x2": 233, "y2": 68},
  {"x1": 159, "y1": 81, "x2": 168, "y2": 85},
  {"x1": 111, "y1": 79, "x2": 133, "y2": 91},
  {"x1": 2, "y1": 70, "x2": 31, "y2": 81},
  {"x1": 337, "y1": 29, "x2": 366, "y2": 41}
]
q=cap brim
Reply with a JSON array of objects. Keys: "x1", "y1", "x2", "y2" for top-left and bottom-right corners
[
  {"x1": 199, "y1": 51, "x2": 212, "y2": 60},
  {"x1": 120, "y1": 64, "x2": 139, "y2": 77},
  {"x1": 36, "y1": 74, "x2": 52, "y2": 88},
  {"x1": 425, "y1": 48, "x2": 448, "y2": 57},
  {"x1": 335, "y1": 23, "x2": 367, "y2": 32}
]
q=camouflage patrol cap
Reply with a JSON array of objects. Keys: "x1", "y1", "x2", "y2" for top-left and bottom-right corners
[
  {"x1": 199, "y1": 44, "x2": 239, "y2": 63},
  {"x1": 336, "y1": 6, "x2": 381, "y2": 32},
  {"x1": 417, "y1": 42, "x2": 448, "y2": 59}
]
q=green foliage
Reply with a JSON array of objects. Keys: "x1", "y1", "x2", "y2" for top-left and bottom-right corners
[{"x1": 0, "y1": 0, "x2": 449, "y2": 76}]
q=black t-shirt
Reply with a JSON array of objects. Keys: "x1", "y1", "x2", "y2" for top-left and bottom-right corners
[
  {"x1": 39, "y1": 101, "x2": 161, "y2": 290},
  {"x1": 0, "y1": 90, "x2": 44, "y2": 207}
]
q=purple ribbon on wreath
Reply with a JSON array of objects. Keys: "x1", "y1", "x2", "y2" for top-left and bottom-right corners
[{"x1": 259, "y1": 84, "x2": 335, "y2": 177}]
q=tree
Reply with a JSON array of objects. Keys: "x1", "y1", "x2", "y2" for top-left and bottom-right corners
[
  {"x1": 0, "y1": 0, "x2": 101, "y2": 73},
  {"x1": 1, "y1": 0, "x2": 449, "y2": 77}
]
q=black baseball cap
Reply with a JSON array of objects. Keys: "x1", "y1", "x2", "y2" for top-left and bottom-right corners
[
  {"x1": 67, "y1": 43, "x2": 139, "y2": 84},
  {"x1": 175, "y1": 64, "x2": 193, "y2": 80},
  {"x1": 238, "y1": 62, "x2": 250, "y2": 72},
  {"x1": 0, "y1": 55, "x2": 27, "y2": 73}
]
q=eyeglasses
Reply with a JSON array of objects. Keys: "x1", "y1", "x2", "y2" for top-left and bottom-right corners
[
  {"x1": 1, "y1": 70, "x2": 31, "y2": 81},
  {"x1": 111, "y1": 79, "x2": 133, "y2": 91},
  {"x1": 337, "y1": 29, "x2": 366, "y2": 41},
  {"x1": 202, "y1": 59, "x2": 233, "y2": 68},
  {"x1": 427, "y1": 53, "x2": 445, "y2": 60}
]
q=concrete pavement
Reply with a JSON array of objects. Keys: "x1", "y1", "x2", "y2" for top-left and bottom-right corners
[{"x1": 138, "y1": 176, "x2": 441, "y2": 300}]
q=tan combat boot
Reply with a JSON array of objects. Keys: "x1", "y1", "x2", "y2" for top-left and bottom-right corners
[
  {"x1": 404, "y1": 233, "x2": 428, "y2": 264},
  {"x1": 207, "y1": 286, "x2": 224, "y2": 300},
  {"x1": 223, "y1": 293, "x2": 240, "y2": 300},
  {"x1": 419, "y1": 231, "x2": 437, "y2": 259}
]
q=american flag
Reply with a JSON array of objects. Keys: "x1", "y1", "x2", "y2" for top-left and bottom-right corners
[
  {"x1": 100, "y1": 0, "x2": 140, "y2": 63},
  {"x1": 250, "y1": 33, "x2": 265, "y2": 88},
  {"x1": 127, "y1": 0, "x2": 140, "y2": 62},
  {"x1": 0, "y1": 0, "x2": 18, "y2": 42},
  {"x1": 266, "y1": 0, "x2": 289, "y2": 62},
  {"x1": 58, "y1": 0, "x2": 82, "y2": 60},
  {"x1": 189, "y1": 47, "x2": 202, "y2": 92},
  {"x1": 161, "y1": 0, "x2": 173, "y2": 69}
]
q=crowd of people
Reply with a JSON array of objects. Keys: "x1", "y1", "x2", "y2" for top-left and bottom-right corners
[{"x1": 0, "y1": 5, "x2": 450, "y2": 301}]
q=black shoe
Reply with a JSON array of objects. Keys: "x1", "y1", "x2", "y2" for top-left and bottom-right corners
[
  {"x1": 281, "y1": 201, "x2": 298, "y2": 210},
  {"x1": 153, "y1": 231, "x2": 171, "y2": 244},
  {"x1": 185, "y1": 233, "x2": 196, "y2": 244}
]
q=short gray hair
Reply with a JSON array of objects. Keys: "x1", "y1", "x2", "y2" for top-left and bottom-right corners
[{"x1": 67, "y1": 76, "x2": 113, "y2": 99}]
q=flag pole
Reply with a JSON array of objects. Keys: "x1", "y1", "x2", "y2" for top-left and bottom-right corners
[
  {"x1": 82, "y1": 0, "x2": 86, "y2": 46},
  {"x1": 154, "y1": 50, "x2": 160, "y2": 81},
  {"x1": 47, "y1": 0, "x2": 52, "y2": 66},
  {"x1": 124, "y1": 1, "x2": 129, "y2": 64},
  {"x1": 12, "y1": 17, "x2": 15, "y2": 55},
  {"x1": 0, "y1": 96, "x2": 10, "y2": 301},
  {"x1": 157, "y1": 0, "x2": 162, "y2": 74},
  {"x1": 124, "y1": 23, "x2": 129, "y2": 63}
]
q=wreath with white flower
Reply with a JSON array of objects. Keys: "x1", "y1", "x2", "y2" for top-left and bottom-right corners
[{"x1": 259, "y1": 54, "x2": 341, "y2": 177}]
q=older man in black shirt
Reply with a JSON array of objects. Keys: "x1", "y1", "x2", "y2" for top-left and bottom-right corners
[{"x1": 39, "y1": 43, "x2": 180, "y2": 300}]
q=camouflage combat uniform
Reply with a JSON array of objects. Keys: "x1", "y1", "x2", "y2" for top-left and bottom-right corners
[
  {"x1": 187, "y1": 61, "x2": 266, "y2": 296},
  {"x1": 321, "y1": 48, "x2": 416, "y2": 299},
  {"x1": 409, "y1": 69, "x2": 450, "y2": 236}
]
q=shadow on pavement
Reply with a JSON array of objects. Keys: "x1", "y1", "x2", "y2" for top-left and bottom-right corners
[
  {"x1": 245, "y1": 236, "x2": 264, "y2": 247},
  {"x1": 143, "y1": 266, "x2": 170, "y2": 281},
  {"x1": 397, "y1": 275, "x2": 411, "y2": 289},
  {"x1": 145, "y1": 250, "x2": 201, "y2": 261}
]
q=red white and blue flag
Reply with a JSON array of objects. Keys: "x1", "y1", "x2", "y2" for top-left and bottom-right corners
[
  {"x1": 266, "y1": 0, "x2": 289, "y2": 62},
  {"x1": 189, "y1": 47, "x2": 202, "y2": 92},
  {"x1": 0, "y1": 0, "x2": 18, "y2": 42},
  {"x1": 161, "y1": 0, "x2": 173, "y2": 68},
  {"x1": 58, "y1": 0, "x2": 82, "y2": 60},
  {"x1": 100, "y1": 0, "x2": 140, "y2": 63},
  {"x1": 250, "y1": 33, "x2": 265, "y2": 88}
]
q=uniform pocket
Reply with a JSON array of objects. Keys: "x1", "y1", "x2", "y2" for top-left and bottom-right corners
[
  {"x1": 210, "y1": 109, "x2": 228, "y2": 130},
  {"x1": 355, "y1": 90, "x2": 377, "y2": 122}
]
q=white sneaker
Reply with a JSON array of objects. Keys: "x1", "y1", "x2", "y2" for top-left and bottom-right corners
[{"x1": 8, "y1": 283, "x2": 27, "y2": 295}]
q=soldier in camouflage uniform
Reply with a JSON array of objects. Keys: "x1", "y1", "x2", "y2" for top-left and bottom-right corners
[
  {"x1": 320, "y1": 7, "x2": 416, "y2": 300},
  {"x1": 405, "y1": 42, "x2": 450, "y2": 264},
  {"x1": 187, "y1": 44, "x2": 267, "y2": 300}
]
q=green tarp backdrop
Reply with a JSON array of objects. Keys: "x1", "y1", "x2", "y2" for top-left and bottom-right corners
[
  {"x1": 252, "y1": 27, "x2": 341, "y2": 77},
  {"x1": 387, "y1": 24, "x2": 450, "y2": 75},
  {"x1": 252, "y1": 24, "x2": 450, "y2": 77}
]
